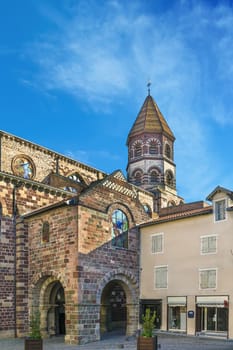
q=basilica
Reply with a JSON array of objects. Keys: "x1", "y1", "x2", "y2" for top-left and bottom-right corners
[
  {"x1": 4, "y1": 87, "x2": 233, "y2": 344},
  {"x1": 0, "y1": 91, "x2": 183, "y2": 344},
  {"x1": 0, "y1": 90, "x2": 233, "y2": 344}
]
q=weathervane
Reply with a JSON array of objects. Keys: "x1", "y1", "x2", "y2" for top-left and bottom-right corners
[{"x1": 147, "y1": 80, "x2": 151, "y2": 96}]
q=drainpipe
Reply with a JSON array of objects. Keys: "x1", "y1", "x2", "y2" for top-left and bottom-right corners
[
  {"x1": 138, "y1": 225, "x2": 142, "y2": 335},
  {"x1": 12, "y1": 184, "x2": 17, "y2": 338},
  {"x1": 12, "y1": 182, "x2": 22, "y2": 338}
]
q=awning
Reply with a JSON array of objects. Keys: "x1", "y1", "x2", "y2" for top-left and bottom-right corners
[
  {"x1": 168, "y1": 296, "x2": 186, "y2": 306},
  {"x1": 196, "y1": 296, "x2": 228, "y2": 307}
]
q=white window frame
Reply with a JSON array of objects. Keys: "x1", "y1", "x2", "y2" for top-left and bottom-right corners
[
  {"x1": 199, "y1": 268, "x2": 217, "y2": 290},
  {"x1": 151, "y1": 233, "x2": 164, "y2": 254},
  {"x1": 154, "y1": 265, "x2": 168, "y2": 289},
  {"x1": 200, "y1": 234, "x2": 217, "y2": 255},
  {"x1": 214, "y1": 198, "x2": 227, "y2": 222}
]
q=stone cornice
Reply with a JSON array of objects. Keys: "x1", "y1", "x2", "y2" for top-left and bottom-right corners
[
  {"x1": 0, "y1": 130, "x2": 106, "y2": 177},
  {"x1": 0, "y1": 170, "x2": 71, "y2": 197}
]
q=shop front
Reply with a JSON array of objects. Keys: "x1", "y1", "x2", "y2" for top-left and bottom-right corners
[
  {"x1": 196, "y1": 296, "x2": 229, "y2": 338},
  {"x1": 167, "y1": 297, "x2": 187, "y2": 333}
]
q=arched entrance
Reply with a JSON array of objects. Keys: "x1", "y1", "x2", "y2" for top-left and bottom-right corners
[
  {"x1": 100, "y1": 280, "x2": 127, "y2": 336},
  {"x1": 31, "y1": 276, "x2": 66, "y2": 338},
  {"x1": 47, "y1": 282, "x2": 66, "y2": 336}
]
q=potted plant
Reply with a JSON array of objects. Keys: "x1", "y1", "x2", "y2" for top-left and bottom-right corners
[
  {"x1": 137, "y1": 308, "x2": 157, "y2": 350},
  {"x1": 25, "y1": 310, "x2": 43, "y2": 350}
]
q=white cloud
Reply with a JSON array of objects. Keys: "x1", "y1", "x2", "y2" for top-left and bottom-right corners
[{"x1": 22, "y1": 0, "x2": 233, "y2": 200}]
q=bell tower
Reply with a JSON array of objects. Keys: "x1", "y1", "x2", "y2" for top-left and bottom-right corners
[{"x1": 126, "y1": 86, "x2": 182, "y2": 211}]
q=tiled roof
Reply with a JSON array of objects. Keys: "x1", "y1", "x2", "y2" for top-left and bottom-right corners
[
  {"x1": 127, "y1": 95, "x2": 174, "y2": 144},
  {"x1": 139, "y1": 204, "x2": 212, "y2": 227}
]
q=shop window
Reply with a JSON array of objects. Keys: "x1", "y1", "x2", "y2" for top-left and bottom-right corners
[
  {"x1": 111, "y1": 210, "x2": 128, "y2": 249},
  {"x1": 214, "y1": 199, "x2": 226, "y2": 221},
  {"x1": 154, "y1": 265, "x2": 168, "y2": 289},
  {"x1": 168, "y1": 306, "x2": 187, "y2": 331},
  {"x1": 199, "y1": 268, "x2": 217, "y2": 289},
  {"x1": 151, "y1": 233, "x2": 163, "y2": 254},
  {"x1": 197, "y1": 306, "x2": 228, "y2": 333},
  {"x1": 140, "y1": 300, "x2": 162, "y2": 330},
  {"x1": 42, "y1": 221, "x2": 50, "y2": 243},
  {"x1": 201, "y1": 235, "x2": 217, "y2": 254}
]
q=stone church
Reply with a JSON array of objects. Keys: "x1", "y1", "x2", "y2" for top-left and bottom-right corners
[{"x1": 0, "y1": 92, "x2": 182, "y2": 344}]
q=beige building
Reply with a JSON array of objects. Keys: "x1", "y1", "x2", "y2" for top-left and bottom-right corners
[{"x1": 139, "y1": 186, "x2": 233, "y2": 339}]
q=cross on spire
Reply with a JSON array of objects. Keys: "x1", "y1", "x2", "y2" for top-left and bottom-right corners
[{"x1": 147, "y1": 80, "x2": 151, "y2": 96}]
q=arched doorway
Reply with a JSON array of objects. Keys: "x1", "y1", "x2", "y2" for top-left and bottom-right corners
[
  {"x1": 32, "y1": 277, "x2": 66, "y2": 338},
  {"x1": 100, "y1": 280, "x2": 127, "y2": 336},
  {"x1": 47, "y1": 282, "x2": 66, "y2": 336}
]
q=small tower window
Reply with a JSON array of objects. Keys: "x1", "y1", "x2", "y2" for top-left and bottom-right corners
[
  {"x1": 150, "y1": 170, "x2": 159, "y2": 184},
  {"x1": 151, "y1": 171, "x2": 157, "y2": 184},
  {"x1": 134, "y1": 170, "x2": 143, "y2": 185},
  {"x1": 111, "y1": 210, "x2": 128, "y2": 249},
  {"x1": 165, "y1": 144, "x2": 171, "y2": 159},
  {"x1": 42, "y1": 221, "x2": 50, "y2": 243},
  {"x1": 135, "y1": 143, "x2": 142, "y2": 157},
  {"x1": 149, "y1": 141, "x2": 159, "y2": 155},
  {"x1": 165, "y1": 170, "x2": 174, "y2": 187}
]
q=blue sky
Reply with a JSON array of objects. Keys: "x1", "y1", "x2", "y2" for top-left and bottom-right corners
[{"x1": 1, "y1": 0, "x2": 233, "y2": 203}]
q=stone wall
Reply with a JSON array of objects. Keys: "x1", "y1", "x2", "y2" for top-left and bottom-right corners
[
  {"x1": 75, "y1": 179, "x2": 150, "y2": 343},
  {"x1": 0, "y1": 217, "x2": 15, "y2": 337},
  {"x1": 1, "y1": 131, "x2": 105, "y2": 184}
]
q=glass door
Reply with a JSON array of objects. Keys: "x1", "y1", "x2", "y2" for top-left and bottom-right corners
[{"x1": 200, "y1": 307, "x2": 228, "y2": 333}]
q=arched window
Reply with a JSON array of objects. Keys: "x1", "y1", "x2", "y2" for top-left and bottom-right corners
[
  {"x1": 165, "y1": 144, "x2": 171, "y2": 159},
  {"x1": 150, "y1": 170, "x2": 159, "y2": 184},
  {"x1": 143, "y1": 204, "x2": 152, "y2": 216},
  {"x1": 64, "y1": 186, "x2": 77, "y2": 193},
  {"x1": 111, "y1": 210, "x2": 128, "y2": 249},
  {"x1": 135, "y1": 143, "x2": 142, "y2": 157},
  {"x1": 149, "y1": 141, "x2": 159, "y2": 155},
  {"x1": 68, "y1": 173, "x2": 81, "y2": 183},
  {"x1": 165, "y1": 170, "x2": 174, "y2": 187},
  {"x1": 134, "y1": 170, "x2": 143, "y2": 185},
  {"x1": 42, "y1": 221, "x2": 50, "y2": 243}
]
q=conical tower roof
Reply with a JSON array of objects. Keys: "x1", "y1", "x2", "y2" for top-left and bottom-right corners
[{"x1": 127, "y1": 94, "x2": 175, "y2": 144}]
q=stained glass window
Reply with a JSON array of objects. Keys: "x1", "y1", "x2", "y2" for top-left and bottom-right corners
[
  {"x1": 12, "y1": 155, "x2": 35, "y2": 179},
  {"x1": 112, "y1": 210, "x2": 128, "y2": 249}
]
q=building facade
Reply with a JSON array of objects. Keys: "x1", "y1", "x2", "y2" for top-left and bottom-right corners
[
  {"x1": 139, "y1": 187, "x2": 233, "y2": 339},
  {"x1": 1, "y1": 90, "x2": 230, "y2": 344},
  {"x1": 1, "y1": 92, "x2": 176, "y2": 344}
]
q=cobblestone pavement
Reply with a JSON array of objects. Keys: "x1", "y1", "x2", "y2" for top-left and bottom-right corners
[{"x1": 1, "y1": 333, "x2": 233, "y2": 350}]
